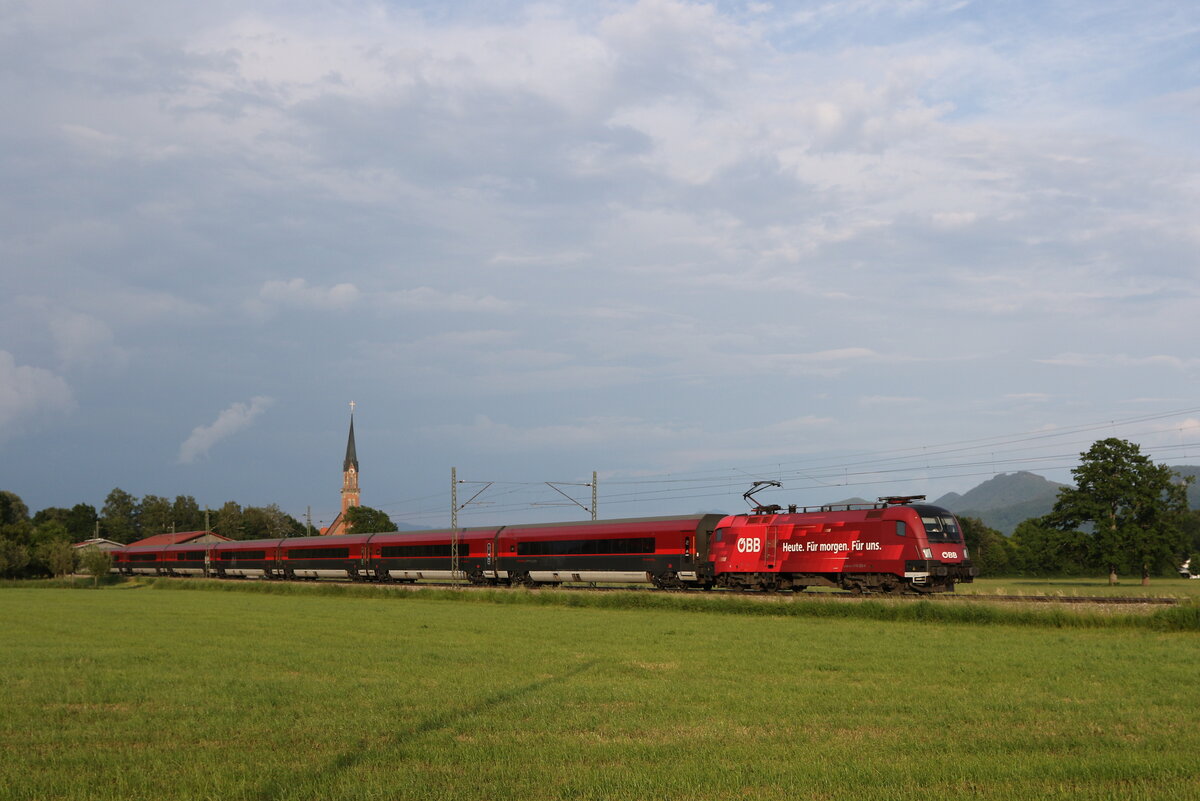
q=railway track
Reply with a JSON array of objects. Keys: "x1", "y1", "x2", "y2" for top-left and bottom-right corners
[
  {"x1": 323, "y1": 578, "x2": 1182, "y2": 605},
  {"x1": 950, "y1": 593, "x2": 1178, "y2": 605}
]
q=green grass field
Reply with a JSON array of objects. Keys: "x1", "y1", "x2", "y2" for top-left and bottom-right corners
[
  {"x1": 961, "y1": 576, "x2": 1200, "y2": 600},
  {"x1": 2, "y1": 583, "x2": 1198, "y2": 800}
]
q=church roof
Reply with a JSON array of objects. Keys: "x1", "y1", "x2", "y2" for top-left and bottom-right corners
[{"x1": 344, "y1": 415, "x2": 359, "y2": 472}]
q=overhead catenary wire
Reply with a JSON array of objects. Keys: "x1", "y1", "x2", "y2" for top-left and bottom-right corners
[{"x1": 319, "y1": 405, "x2": 1200, "y2": 527}]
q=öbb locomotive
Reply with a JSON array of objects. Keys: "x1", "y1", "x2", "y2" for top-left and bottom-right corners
[{"x1": 115, "y1": 496, "x2": 977, "y2": 594}]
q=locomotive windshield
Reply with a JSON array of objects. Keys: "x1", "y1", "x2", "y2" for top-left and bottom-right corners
[{"x1": 920, "y1": 513, "x2": 961, "y2": 544}]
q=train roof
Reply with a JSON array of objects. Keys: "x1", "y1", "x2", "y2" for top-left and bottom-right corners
[{"x1": 500, "y1": 513, "x2": 724, "y2": 530}]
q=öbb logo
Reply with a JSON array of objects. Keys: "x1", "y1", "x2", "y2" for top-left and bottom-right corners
[{"x1": 736, "y1": 538, "x2": 762, "y2": 553}]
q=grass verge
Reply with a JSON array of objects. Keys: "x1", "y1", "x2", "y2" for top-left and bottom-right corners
[
  {"x1": 1, "y1": 587, "x2": 1197, "y2": 800},
  {"x1": 127, "y1": 577, "x2": 1200, "y2": 632}
]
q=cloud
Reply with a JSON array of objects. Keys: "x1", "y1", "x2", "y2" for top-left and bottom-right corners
[
  {"x1": 48, "y1": 309, "x2": 129, "y2": 369},
  {"x1": 379, "y1": 287, "x2": 516, "y2": 313},
  {"x1": 1036, "y1": 353, "x2": 1200, "y2": 370},
  {"x1": 256, "y1": 279, "x2": 360, "y2": 312},
  {"x1": 860, "y1": 395, "x2": 922, "y2": 406},
  {"x1": 178, "y1": 396, "x2": 275, "y2": 464},
  {"x1": 425, "y1": 414, "x2": 690, "y2": 451},
  {"x1": 0, "y1": 352, "x2": 73, "y2": 437}
]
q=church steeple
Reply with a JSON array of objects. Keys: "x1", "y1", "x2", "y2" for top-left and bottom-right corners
[
  {"x1": 327, "y1": 401, "x2": 361, "y2": 535},
  {"x1": 343, "y1": 411, "x2": 359, "y2": 473}
]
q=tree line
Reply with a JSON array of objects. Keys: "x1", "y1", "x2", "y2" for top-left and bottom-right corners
[
  {"x1": 0, "y1": 488, "x2": 395, "y2": 579},
  {"x1": 960, "y1": 438, "x2": 1199, "y2": 583},
  {"x1": 2, "y1": 438, "x2": 1196, "y2": 583}
]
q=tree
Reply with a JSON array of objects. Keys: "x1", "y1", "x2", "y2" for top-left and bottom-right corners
[
  {"x1": 343, "y1": 505, "x2": 396, "y2": 534},
  {"x1": 1047, "y1": 438, "x2": 1192, "y2": 585},
  {"x1": 37, "y1": 540, "x2": 76, "y2": 577},
  {"x1": 959, "y1": 516, "x2": 1013, "y2": 575},
  {"x1": 33, "y1": 504, "x2": 100, "y2": 542},
  {"x1": 101, "y1": 488, "x2": 140, "y2": 544},
  {"x1": 139, "y1": 495, "x2": 173, "y2": 536},
  {"x1": 0, "y1": 539, "x2": 31, "y2": 578},
  {"x1": 0, "y1": 490, "x2": 33, "y2": 547},
  {"x1": 1009, "y1": 517, "x2": 1092, "y2": 575},
  {"x1": 1180, "y1": 510, "x2": 1200, "y2": 567},
  {"x1": 171, "y1": 496, "x2": 204, "y2": 532},
  {"x1": 23, "y1": 519, "x2": 73, "y2": 578},
  {"x1": 214, "y1": 501, "x2": 244, "y2": 540},
  {"x1": 0, "y1": 490, "x2": 30, "y2": 527},
  {"x1": 243, "y1": 505, "x2": 305, "y2": 540},
  {"x1": 65, "y1": 503, "x2": 99, "y2": 541},
  {"x1": 79, "y1": 547, "x2": 113, "y2": 587}
]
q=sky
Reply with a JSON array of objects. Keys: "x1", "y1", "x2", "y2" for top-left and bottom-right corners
[{"x1": 2, "y1": 0, "x2": 1199, "y2": 531}]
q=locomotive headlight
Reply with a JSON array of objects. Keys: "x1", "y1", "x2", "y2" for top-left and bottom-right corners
[
  {"x1": 963, "y1": 546, "x2": 970, "y2": 559},
  {"x1": 922, "y1": 548, "x2": 933, "y2": 559}
]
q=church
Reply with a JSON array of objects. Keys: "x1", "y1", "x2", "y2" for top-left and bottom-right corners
[{"x1": 322, "y1": 404, "x2": 360, "y2": 536}]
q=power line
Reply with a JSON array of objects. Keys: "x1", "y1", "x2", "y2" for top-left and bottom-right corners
[{"x1": 371, "y1": 406, "x2": 1200, "y2": 524}]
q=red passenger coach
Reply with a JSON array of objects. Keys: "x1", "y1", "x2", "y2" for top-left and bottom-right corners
[
  {"x1": 158, "y1": 544, "x2": 209, "y2": 576},
  {"x1": 500, "y1": 515, "x2": 724, "y2": 588},
  {"x1": 280, "y1": 534, "x2": 372, "y2": 580},
  {"x1": 210, "y1": 539, "x2": 284, "y2": 579},
  {"x1": 116, "y1": 544, "x2": 164, "y2": 576},
  {"x1": 709, "y1": 498, "x2": 977, "y2": 594},
  {"x1": 367, "y1": 527, "x2": 503, "y2": 583}
]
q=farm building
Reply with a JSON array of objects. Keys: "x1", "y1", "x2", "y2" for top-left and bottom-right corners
[{"x1": 126, "y1": 531, "x2": 230, "y2": 548}]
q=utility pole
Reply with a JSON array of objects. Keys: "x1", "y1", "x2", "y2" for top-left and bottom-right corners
[
  {"x1": 543, "y1": 471, "x2": 598, "y2": 519},
  {"x1": 451, "y1": 468, "x2": 493, "y2": 582},
  {"x1": 451, "y1": 467, "x2": 458, "y2": 577}
]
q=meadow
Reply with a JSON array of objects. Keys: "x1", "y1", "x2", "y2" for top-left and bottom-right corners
[
  {"x1": 1, "y1": 582, "x2": 1198, "y2": 800},
  {"x1": 961, "y1": 576, "x2": 1200, "y2": 601}
]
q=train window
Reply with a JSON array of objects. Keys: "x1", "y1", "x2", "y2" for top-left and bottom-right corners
[
  {"x1": 128, "y1": 553, "x2": 157, "y2": 562},
  {"x1": 921, "y1": 515, "x2": 960, "y2": 544},
  {"x1": 715, "y1": 529, "x2": 725, "y2": 542},
  {"x1": 287, "y1": 547, "x2": 351, "y2": 560},
  {"x1": 179, "y1": 551, "x2": 205, "y2": 561},
  {"x1": 220, "y1": 550, "x2": 266, "y2": 561},
  {"x1": 516, "y1": 537, "x2": 656, "y2": 556},
  {"x1": 895, "y1": 521, "x2": 906, "y2": 537},
  {"x1": 380, "y1": 544, "x2": 465, "y2": 558}
]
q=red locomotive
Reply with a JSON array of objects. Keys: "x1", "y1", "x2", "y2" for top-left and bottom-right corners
[
  {"x1": 112, "y1": 496, "x2": 976, "y2": 594},
  {"x1": 709, "y1": 496, "x2": 975, "y2": 593}
]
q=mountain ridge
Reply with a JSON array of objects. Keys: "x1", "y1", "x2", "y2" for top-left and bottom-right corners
[{"x1": 930, "y1": 465, "x2": 1200, "y2": 535}]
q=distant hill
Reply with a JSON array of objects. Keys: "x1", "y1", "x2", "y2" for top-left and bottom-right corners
[
  {"x1": 930, "y1": 465, "x2": 1200, "y2": 535},
  {"x1": 822, "y1": 497, "x2": 873, "y2": 507},
  {"x1": 935, "y1": 471, "x2": 1067, "y2": 535}
]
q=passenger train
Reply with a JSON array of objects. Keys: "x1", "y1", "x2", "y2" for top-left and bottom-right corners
[{"x1": 115, "y1": 495, "x2": 976, "y2": 594}]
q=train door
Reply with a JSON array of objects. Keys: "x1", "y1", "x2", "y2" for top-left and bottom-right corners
[
  {"x1": 486, "y1": 540, "x2": 494, "y2": 577},
  {"x1": 764, "y1": 525, "x2": 779, "y2": 569}
]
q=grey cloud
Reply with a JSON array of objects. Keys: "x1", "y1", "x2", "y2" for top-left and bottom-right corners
[{"x1": 0, "y1": 352, "x2": 73, "y2": 437}]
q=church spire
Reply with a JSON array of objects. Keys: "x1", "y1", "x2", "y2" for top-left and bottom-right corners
[
  {"x1": 327, "y1": 401, "x2": 361, "y2": 535},
  {"x1": 344, "y1": 403, "x2": 359, "y2": 472}
]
